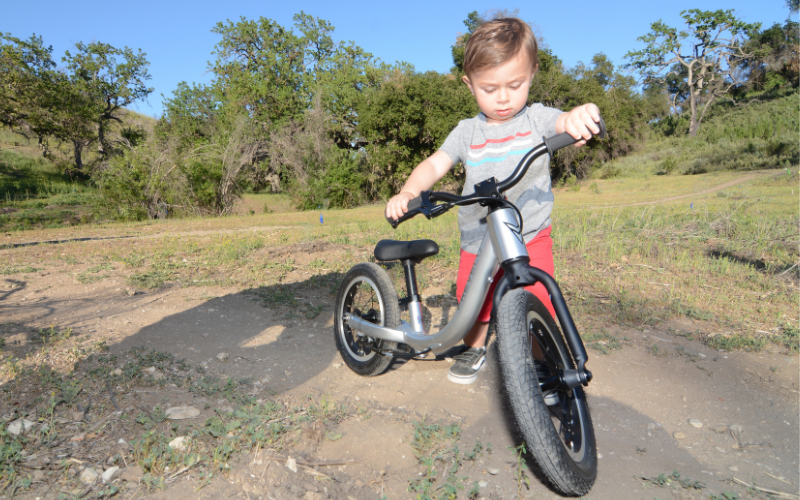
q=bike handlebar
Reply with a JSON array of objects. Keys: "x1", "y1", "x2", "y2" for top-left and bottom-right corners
[{"x1": 386, "y1": 115, "x2": 607, "y2": 228}]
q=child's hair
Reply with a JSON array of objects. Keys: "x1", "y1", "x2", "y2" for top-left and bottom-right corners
[{"x1": 463, "y1": 17, "x2": 539, "y2": 77}]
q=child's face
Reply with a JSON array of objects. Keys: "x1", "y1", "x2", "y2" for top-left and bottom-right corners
[{"x1": 462, "y1": 50, "x2": 535, "y2": 125}]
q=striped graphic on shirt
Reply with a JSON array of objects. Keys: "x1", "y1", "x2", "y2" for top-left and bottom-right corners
[
  {"x1": 466, "y1": 131, "x2": 534, "y2": 167},
  {"x1": 469, "y1": 131, "x2": 532, "y2": 150}
]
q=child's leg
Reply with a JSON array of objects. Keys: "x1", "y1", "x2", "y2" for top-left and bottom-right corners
[
  {"x1": 523, "y1": 227, "x2": 556, "y2": 319},
  {"x1": 463, "y1": 321, "x2": 490, "y2": 348}
]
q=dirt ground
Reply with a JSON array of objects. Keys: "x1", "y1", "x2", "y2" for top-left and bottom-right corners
[{"x1": 1, "y1": 227, "x2": 798, "y2": 500}]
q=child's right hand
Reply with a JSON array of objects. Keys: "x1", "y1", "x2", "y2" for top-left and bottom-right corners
[{"x1": 386, "y1": 191, "x2": 416, "y2": 221}]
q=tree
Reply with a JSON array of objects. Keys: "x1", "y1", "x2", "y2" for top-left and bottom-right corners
[
  {"x1": 0, "y1": 34, "x2": 59, "y2": 153},
  {"x1": 739, "y1": 20, "x2": 799, "y2": 91},
  {"x1": 625, "y1": 9, "x2": 763, "y2": 136},
  {"x1": 63, "y1": 42, "x2": 153, "y2": 163}
]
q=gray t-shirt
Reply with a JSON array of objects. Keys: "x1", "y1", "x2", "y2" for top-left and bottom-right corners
[{"x1": 438, "y1": 104, "x2": 563, "y2": 253}]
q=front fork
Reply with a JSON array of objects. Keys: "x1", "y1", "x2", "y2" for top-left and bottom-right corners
[{"x1": 485, "y1": 206, "x2": 592, "y2": 389}]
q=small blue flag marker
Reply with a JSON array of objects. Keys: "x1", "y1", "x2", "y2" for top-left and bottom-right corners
[
  {"x1": 320, "y1": 214, "x2": 324, "y2": 224},
  {"x1": 690, "y1": 203, "x2": 693, "y2": 209}
]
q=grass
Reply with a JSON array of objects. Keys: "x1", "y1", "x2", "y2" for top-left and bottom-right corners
[{"x1": 406, "y1": 418, "x2": 485, "y2": 500}]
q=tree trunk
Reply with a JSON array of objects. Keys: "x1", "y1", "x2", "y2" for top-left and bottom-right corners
[
  {"x1": 98, "y1": 120, "x2": 106, "y2": 160},
  {"x1": 687, "y1": 65, "x2": 699, "y2": 137},
  {"x1": 73, "y1": 140, "x2": 84, "y2": 172}
]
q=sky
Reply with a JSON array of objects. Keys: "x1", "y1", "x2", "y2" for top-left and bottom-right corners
[{"x1": 4, "y1": 0, "x2": 796, "y2": 117}]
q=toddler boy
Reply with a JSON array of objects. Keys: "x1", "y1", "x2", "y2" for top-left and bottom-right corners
[{"x1": 386, "y1": 17, "x2": 601, "y2": 384}]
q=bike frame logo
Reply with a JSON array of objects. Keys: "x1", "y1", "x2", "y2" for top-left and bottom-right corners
[{"x1": 505, "y1": 219, "x2": 525, "y2": 245}]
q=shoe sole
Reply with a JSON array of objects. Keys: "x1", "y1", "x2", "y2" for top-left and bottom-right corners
[
  {"x1": 447, "y1": 356, "x2": 485, "y2": 385},
  {"x1": 447, "y1": 371, "x2": 479, "y2": 385}
]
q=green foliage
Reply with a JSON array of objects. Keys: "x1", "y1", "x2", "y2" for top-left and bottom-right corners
[
  {"x1": 625, "y1": 9, "x2": 763, "y2": 136},
  {"x1": 357, "y1": 70, "x2": 478, "y2": 197}
]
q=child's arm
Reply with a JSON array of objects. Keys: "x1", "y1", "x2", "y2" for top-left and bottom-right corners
[
  {"x1": 555, "y1": 103, "x2": 602, "y2": 147},
  {"x1": 386, "y1": 150, "x2": 453, "y2": 221}
]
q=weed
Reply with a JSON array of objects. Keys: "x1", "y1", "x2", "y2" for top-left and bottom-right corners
[
  {"x1": 648, "y1": 343, "x2": 669, "y2": 357},
  {"x1": 509, "y1": 444, "x2": 530, "y2": 498},
  {"x1": 0, "y1": 265, "x2": 41, "y2": 275},
  {"x1": 582, "y1": 330, "x2": 622, "y2": 354},
  {"x1": 709, "y1": 492, "x2": 740, "y2": 500},
  {"x1": 128, "y1": 269, "x2": 169, "y2": 289},
  {"x1": 34, "y1": 325, "x2": 72, "y2": 344},
  {"x1": 637, "y1": 470, "x2": 705, "y2": 490}
]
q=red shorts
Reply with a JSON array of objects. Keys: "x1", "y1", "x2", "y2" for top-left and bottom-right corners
[{"x1": 455, "y1": 226, "x2": 556, "y2": 323}]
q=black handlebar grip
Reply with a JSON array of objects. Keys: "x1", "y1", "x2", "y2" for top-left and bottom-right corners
[
  {"x1": 406, "y1": 196, "x2": 422, "y2": 212},
  {"x1": 543, "y1": 115, "x2": 607, "y2": 157},
  {"x1": 385, "y1": 194, "x2": 424, "y2": 228}
]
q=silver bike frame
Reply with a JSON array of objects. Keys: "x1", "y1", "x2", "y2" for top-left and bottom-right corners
[{"x1": 344, "y1": 206, "x2": 528, "y2": 353}]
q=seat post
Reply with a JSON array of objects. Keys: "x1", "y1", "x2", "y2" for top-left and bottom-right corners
[{"x1": 401, "y1": 259, "x2": 425, "y2": 333}]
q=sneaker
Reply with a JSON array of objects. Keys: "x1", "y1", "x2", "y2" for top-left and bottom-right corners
[
  {"x1": 535, "y1": 360, "x2": 560, "y2": 407},
  {"x1": 447, "y1": 347, "x2": 486, "y2": 385}
]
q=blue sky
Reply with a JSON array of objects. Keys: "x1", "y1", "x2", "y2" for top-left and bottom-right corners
[{"x1": 4, "y1": 0, "x2": 795, "y2": 117}]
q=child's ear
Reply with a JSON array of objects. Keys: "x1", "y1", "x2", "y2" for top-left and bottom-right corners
[{"x1": 462, "y1": 75, "x2": 475, "y2": 96}]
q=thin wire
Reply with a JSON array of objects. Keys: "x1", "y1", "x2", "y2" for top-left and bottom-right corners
[{"x1": 447, "y1": 196, "x2": 525, "y2": 235}]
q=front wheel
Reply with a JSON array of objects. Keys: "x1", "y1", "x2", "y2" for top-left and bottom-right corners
[
  {"x1": 334, "y1": 263, "x2": 400, "y2": 376},
  {"x1": 496, "y1": 289, "x2": 597, "y2": 496}
]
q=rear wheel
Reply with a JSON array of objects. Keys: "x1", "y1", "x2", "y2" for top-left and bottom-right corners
[
  {"x1": 496, "y1": 289, "x2": 597, "y2": 496},
  {"x1": 334, "y1": 263, "x2": 400, "y2": 376}
]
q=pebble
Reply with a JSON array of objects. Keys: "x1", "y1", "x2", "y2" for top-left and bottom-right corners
[
  {"x1": 113, "y1": 368, "x2": 122, "y2": 376},
  {"x1": 487, "y1": 468, "x2": 499, "y2": 475},
  {"x1": 286, "y1": 457, "x2": 298, "y2": 473},
  {"x1": 166, "y1": 406, "x2": 200, "y2": 420},
  {"x1": 688, "y1": 419, "x2": 703, "y2": 429},
  {"x1": 7, "y1": 419, "x2": 35, "y2": 436},
  {"x1": 478, "y1": 480, "x2": 488, "y2": 488},
  {"x1": 673, "y1": 431, "x2": 686, "y2": 440},
  {"x1": 101, "y1": 466, "x2": 119, "y2": 484},
  {"x1": 217, "y1": 352, "x2": 230, "y2": 362},
  {"x1": 80, "y1": 467, "x2": 99, "y2": 485},
  {"x1": 728, "y1": 466, "x2": 738, "y2": 472},
  {"x1": 332, "y1": 363, "x2": 342, "y2": 369},
  {"x1": 168, "y1": 436, "x2": 188, "y2": 451}
]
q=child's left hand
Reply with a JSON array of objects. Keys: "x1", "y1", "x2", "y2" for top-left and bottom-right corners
[{"x1": 556, "y1": 103, "x2": 602, "y2": 147}]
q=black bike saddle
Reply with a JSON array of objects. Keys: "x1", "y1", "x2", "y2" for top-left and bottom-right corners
[{"x1": 373, "y1": 239, "x2": 439, "y2": 263}]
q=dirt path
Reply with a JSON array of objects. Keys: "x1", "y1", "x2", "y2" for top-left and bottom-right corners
[{"x1": 2, "y1": 255, "x2": 798, "y2": 499}]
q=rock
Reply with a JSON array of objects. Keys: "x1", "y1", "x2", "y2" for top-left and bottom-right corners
[
  {"x1": 8, "y1": 419, "x2": 35, "y2": 436},
  {"x1": 673, "y1": 431, "x2": 686, "y2": 440},
  {"x1": 80, "y1": 467, "x2": 99, "y2": 485},
  {"x1": 113, "y1": 368, "x2": 122, "y2": 376},
  {"x1": 120, "y1": 465, "x2": 143, "y2": 482},
  {"x1": 102, "y1": 466, "x2": 119, "y2": 483},
  {"x1": 70, "y1": 433, "x2": 86, "y2": 442},
  {"x1": 218, "y1": 406, "x2": 234, "y2": 414},
  {"x1": 688, "y1": 419, "x2": 703, "y2": 429},
  {"x1": 730, "y1": 424, "x2": 744, "y2": 434},
  {"x1": 487, "y1": 468, "x2": 500, "y2": 475},
  {"x1": 72, "y1": 411, "x2": 85, "y2": 422},
  {"x1": 286, "y1": 457, "x2": 298, "y2": 473},
  {"x1": 217, "y1": 352, "x2": 229, "y2": 362},
  {"x1": 151, "y1": 371, "x2": 164, "y2": 381},
  {"x1": 168, "y1": 436, "x2": 188, "y2": 451},
  {"x1": 165, "y1": 406, "x2": 200, "y2": 420},
  {"x1": 728, "y1": 466, "x2": 738, "y2": 472},
  {"x1": 478, "y1": 480, "x2": 488, "y2": 488},
  {"x1": 145, "y1": 366, "x2": 156, "y2": 373},
  {"x1": 332, "y1": 362, "x2": 342, "y2": 369}
]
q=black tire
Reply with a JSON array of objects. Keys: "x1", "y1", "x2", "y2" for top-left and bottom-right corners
[
  {"x1": 334, "y1": 263, "x2": 400, "y2": 376},
  {"x1": 496, "y1": 289, "x2": 597, "y2": 496}
]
